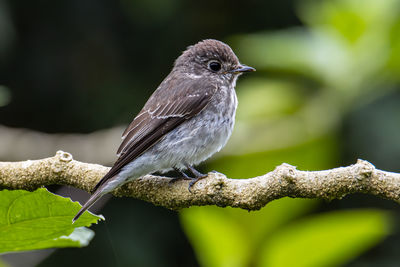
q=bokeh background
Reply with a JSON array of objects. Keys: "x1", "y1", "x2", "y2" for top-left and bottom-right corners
[{"x1": 1, "y1": 0, "x2": 400, "y2": 266}]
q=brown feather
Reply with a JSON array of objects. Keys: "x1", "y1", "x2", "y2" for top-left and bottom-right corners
[{"x1": 92, "y1": 74, "x2": 216, "y2": 192}]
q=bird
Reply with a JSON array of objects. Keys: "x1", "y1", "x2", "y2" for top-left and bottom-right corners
[{"x1": 73, "y1": 39, "x2": 255, "y2": 222}]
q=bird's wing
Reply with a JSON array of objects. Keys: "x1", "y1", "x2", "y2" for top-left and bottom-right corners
[{"x1": 92, "y1": 76, "x2": 216, "y2": 192}]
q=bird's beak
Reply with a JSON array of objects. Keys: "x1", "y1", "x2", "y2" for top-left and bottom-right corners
[{"x1": 230, "y1": 65, "x2": 256, "y2": 74}]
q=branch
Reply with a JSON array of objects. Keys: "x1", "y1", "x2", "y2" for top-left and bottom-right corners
[{"x1": 1, "y1": 151, "x2": 400, "y2": 210}]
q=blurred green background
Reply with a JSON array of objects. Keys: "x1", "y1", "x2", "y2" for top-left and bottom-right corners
[{"x1": 1, "y1": 0, "x2": 400, "y2": 266}]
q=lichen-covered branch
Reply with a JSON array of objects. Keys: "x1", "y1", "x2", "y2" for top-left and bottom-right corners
[{"x1": 1, "y1": 151, "x2": 400, "y2": 210}]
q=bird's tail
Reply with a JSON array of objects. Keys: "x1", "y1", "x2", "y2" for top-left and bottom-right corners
[{"x1": 72, "y1": 188, "x2": 105, "y2": 223}]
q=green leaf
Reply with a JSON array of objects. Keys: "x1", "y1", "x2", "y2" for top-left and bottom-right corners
[
  {"x1": 181, "y1": 206, "x2": 250, "y2": 267},
  {"x1": 257, "y1": 209, "x2": 392, "y2": 267},
  {"x1": 0, "y1": 188, "x2": 103, "y2": 253},
  {"x1": 180, "y1": 198, "x2": 318, "y2": 267}
]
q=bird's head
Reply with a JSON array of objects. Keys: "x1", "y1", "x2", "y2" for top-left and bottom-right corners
[{"x1": 174, "y1": 39, "x2": 255, "y2": 83}]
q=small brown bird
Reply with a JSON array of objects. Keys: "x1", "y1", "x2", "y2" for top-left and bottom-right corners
[{"x1": 73, "y1": 39, "x2": 255, "y2": 222}]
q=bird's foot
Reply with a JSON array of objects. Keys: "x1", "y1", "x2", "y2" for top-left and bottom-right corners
[
  {"x1": 185, "y1": 164, "x2": 206, "y2": 178},
  {"x1": 170, "y1": 165, "x2": 209, "y2": 192},
  {"x1": 169, "y1": 168, "x2": 192, "y2": 184},
  {"x1": 168, "y1": 174, "x2": 207, "y2": 191},
  {"x1": 187, "y1": 175, "x2": 207, "y2": 193},
  {"x1": 168, "y1": 176, "x2": 192, "y2": 184}
]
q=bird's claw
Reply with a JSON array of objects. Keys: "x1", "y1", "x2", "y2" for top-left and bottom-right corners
[
  {"x1": 187, "y1": 175, "x2": 207, "y2": 193},
  {"x1": 168, "y1": 176, "x2": 191, "y2": 185}
]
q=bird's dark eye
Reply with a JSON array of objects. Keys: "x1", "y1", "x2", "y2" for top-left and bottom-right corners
[{"x1": 208, "y1": 61, "x2": 221, "y2": 72}]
